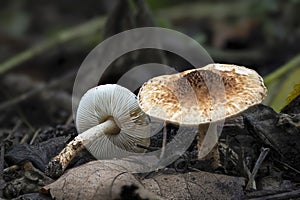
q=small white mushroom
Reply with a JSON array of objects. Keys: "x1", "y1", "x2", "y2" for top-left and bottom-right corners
[
  {"x1": 46, "y1": 84, "x2": 150, "y2": 178},
  {"x1": 138, "y1": 63, "x2": 267, "y2": 168}
]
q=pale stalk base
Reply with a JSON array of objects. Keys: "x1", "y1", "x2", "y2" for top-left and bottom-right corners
[
  {"x1": 197, "y1": 124, "x2": 220, "y2": 169},
  {"x1": 45, "y1": 118, "x2": 119, "y2": 178}
]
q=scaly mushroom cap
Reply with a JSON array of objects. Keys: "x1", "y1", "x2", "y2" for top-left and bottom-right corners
[
  {"x1": 138, "y1": 63, "x2": 267, "y2": 126},
  {"x1": 76, "y1": 84, "x2": 150, "y2": 159}
]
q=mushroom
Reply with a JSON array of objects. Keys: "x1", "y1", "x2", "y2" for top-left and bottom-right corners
[
  {"x1": 46, "y1": 84, "x2": 150, "y2": 178},
  {"x1": 138, "y1": 63, "x2": 267, "y2": 168}
]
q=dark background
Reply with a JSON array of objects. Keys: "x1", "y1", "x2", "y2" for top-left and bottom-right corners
[{"x1": 0, "y1": 0, "x2": 299, "y2": 126}]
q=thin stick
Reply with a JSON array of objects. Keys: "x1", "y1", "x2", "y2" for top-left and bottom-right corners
[
  {"x1": 159, "y1": 121, "x2": 167, "y2": 160},
  {"x1": 6, "y1": 120, "x2": 22, "y2": 140},
  {"x1": 0, "y1": 17, "x2": 105, "y2": 75},
  {"x1": 64, "y1": 114, "x2": 74, "y2": 127},
  {"x1": 246, "y1": 147, "x2": 270, "y2": 190},
  {"x1": 241, "y1": 147, "x2": 254, "y2": 189},
  {"x1": 20, "y1": 132, "x2": 30, "y2": 144},
  {"x1": 274, "y1": 159, "x2": 300, "y2": 174},
  {"x1": 3, "y1": 165, "x2": 20, "y2": 174},
  {"x1": 16, "y1": 108, "x2": 35, "y2": 134},
  {"x1": 223, "y1": 135, "x2": 230, "y2": 173},
  {"x1": 29, "y1": 128, "x2": 41, "y2": 145},
  {"x1": 248, "y1": 189, "x2": 300, "y2": 200},
  {"x1": 243, "y1": 160, "x2": 252, "y2": 178}
]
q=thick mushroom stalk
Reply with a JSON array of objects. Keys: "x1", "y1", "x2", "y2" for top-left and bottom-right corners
[
  {"x1": 138, "y1": 63, "x2": 267, "y2": 168},
  {"x1": 46, "y1": 84, "x2": 150, "y2": 178}
]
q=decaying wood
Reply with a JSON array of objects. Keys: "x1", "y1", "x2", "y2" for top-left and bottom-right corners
[{"x1": 242, "y1": 104, "x2": 300, "y2": 170}]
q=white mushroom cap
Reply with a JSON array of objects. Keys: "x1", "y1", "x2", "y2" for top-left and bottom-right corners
[
  {"x1": 76, "y1": 84, "x2": 150, "y2": 159},
  {"x1": 138, "y1": 63, "x2": 267, "y2": 125}
]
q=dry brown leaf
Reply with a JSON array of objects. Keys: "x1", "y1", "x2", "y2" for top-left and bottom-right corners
[
  {"x1": 42, "y1": 159, "x2": 245, "y2": 200},
  {"x1": 42, "y1": 159, "x2": 163, "y2": 200},
  {"x1": 142, "y1": 171, "x2": 245, "y2": 199}
]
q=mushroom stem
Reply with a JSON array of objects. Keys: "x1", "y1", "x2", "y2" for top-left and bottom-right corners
[
  {"x1": 78, "y1": 117, "x2": 121, "y2": 144},
  {"x1": 197, "y1": 124, "x2": 220, "y2": 169},
  {"x1": 46, "y1": 117, "x2": 120, "y2": 178}
]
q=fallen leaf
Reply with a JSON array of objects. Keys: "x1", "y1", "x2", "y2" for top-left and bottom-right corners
[
  {"x1": 42, "y1": 159, "x2": 245, "y2": 200},
  {"x1": 143, "y1": 171, "x2": 245, "y2": 200},
  {"x1": 42, "y1": 159, "x2": 164, "y2": 200}
]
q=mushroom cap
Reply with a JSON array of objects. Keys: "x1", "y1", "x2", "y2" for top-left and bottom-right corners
[
  {"x1": 138, "y1": 63, "x2": 267, "y2": 126},
  {"x1": 76, "y1": 84, "x2": 150, "y2": 159}
]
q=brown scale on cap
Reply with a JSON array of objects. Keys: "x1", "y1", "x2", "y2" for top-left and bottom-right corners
[{"x1": 138, "y1": 64, "x2": 267, "y2": 126}]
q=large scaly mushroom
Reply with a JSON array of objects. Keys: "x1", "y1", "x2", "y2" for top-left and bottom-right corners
[
  {"x1": 138, "y1": 63, "x2": 267, "y2": 168},
  {"x1": 46, "y1": 84, "x2": 150, "y2": 178}
]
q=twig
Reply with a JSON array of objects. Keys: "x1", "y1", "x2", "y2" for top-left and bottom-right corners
[
  {"x1": 3, "y1": 165, "x2": 20, "y2": 174},
  {"x1": 0, "y1": 17, "x2": 105, "y2": 75},
  {"x1": 246, "y1": 147, "x2": 270, "y2": 190},
  {"x1": 20, "y1": 132, "x2": 30, "y2": 144},
  {"x1": 188, "y1": 167, "x2": 202, "y2": 172},
  {"x1": 243, "y1": 159, "x2": 252, "y2": 179},
  {"x1": 219, "y1": 142, "x2": 239, "y2": 165},
  {"x1": 16, "y1": 108, "x2": 35, "y2": 134},
  {"x1": 64, "y1": 114, "x2": 74, "y2": 127},
  {"x1": 6, "y1": 119, "x2": 22, "y2": 140},
  {"x1": 159, "y1": 121, "x2": 167, "y2": 160},
  {"x1": 29, "y1": 128, "x2": 41, "y2": 145},
  {"x1": 246, "y1": 189, "x2": 291, "y2": 198},
  {"x1": 246, "y1": 189, "x2": 291, "y2": 199},
  {"x1": 223, "y1": 135, "x2": 230, "y2": 173},
  {"x1": 241, "y1": 147, "x2": 254, "y2": 189},
  {"x1": 274, "y1": 159, "x2": 300, "y2": 174},
  {"x1": 248, "y1": 189, "x2": 300, "y2": 200}
]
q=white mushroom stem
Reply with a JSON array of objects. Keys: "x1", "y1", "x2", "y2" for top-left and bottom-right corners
[
  {"x1": 49, "y1": 117, "x2": 121, "y2": 174},
  {"x1": 78, "y1": 117, "x2": 120, "y2": 145},
  {"x1": 197, "y1": 124, "x2": 220, "y2": 169}
]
